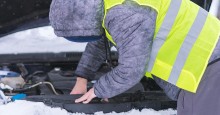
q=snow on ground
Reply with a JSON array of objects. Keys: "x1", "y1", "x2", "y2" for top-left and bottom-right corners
[{"x1": 0, "y1": 100, "x2": 176, "y2": 115}]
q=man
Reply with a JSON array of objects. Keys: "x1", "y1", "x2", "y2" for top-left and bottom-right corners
[{"x1": 49, "y1": 0, "x2": 220, "y2": 114}]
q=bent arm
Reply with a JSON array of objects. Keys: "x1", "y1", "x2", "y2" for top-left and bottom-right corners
[
  {"x1": 74, "y1": 38, "x2": 107, "y2": 80},
  {"x1": 94, "y1": 2, "x2": 157, "y2": 98}
]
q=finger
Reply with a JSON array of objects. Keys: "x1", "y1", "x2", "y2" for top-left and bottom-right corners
[
  {"x1": 101, "y1": 98, "x2": 109, "y2": 102},
  {"x1": 103, "y1": 98, "x2": 109, "y2": 102},
  {"x1": 75, "y1": 93, "x2": 89, "y2": 103},
  {"x1": 83, "y1": 95, "x2": 95, "y2": 104}
]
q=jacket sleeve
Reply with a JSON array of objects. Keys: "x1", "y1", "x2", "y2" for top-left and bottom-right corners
[
  {"x1": 74, "y1": 38, "x2": 107, "y2": 80},
  {"x1": 94, "y1": 2, "x2": 157, "y2": 98}
]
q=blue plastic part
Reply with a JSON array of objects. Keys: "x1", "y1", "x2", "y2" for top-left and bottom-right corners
[
  {"x1": 0, "y1": 71, "x2": 20, "y2": 79},
  {"x1": 7, "y1": 72, "x2": 20, "y2": 77},
  {"x1": 64, "y1": 36, "x2": 101, "y2": 42},
  {"x1": 11, "y1": 94, "x2": 27, "y2": 101}
]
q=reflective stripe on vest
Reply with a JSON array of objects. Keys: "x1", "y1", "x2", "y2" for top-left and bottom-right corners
[
  {"x1": 168, "y1": 8, "x2": 208, "y2": 84},
  {"x1": 147, "y1": 0, "x2": 219, "y2": 92},
  {"x1": 103, "y1": 0, "x2": 220, "y2": 93},
  {"x1": 147, "y1": 0, "x2": 182, "y2": 74}
]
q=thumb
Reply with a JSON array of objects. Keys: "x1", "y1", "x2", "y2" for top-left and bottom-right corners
[
  {"x1": 82, "y1": 94, "x2": 96, "y2": 104},
  {"x1": 75, "y1": 92, "x2": 89, "y2": 103}
]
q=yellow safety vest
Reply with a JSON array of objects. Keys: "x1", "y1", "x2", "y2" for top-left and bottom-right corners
[{"x1": 102, "y1": 0, "x2": 220, "y2": 93}]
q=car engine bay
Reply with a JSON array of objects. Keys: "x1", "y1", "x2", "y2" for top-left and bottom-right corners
[{"x1": 0, "y1": 53, "x2": 176, "y2": 113}]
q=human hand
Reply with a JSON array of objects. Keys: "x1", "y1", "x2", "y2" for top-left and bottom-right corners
[
  {"x1": 70, "y1": 77, "x2": 87, "y2": 94},
  {"x1": 75, "y1": 87, "x2": 96, "y2": 104}
]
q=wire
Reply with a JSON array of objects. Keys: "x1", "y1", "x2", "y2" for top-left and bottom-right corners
[
  {"x1": 33, "y1": 82, "x2": 59, "y2": 95},
  {"x1": 13, "y1": 82, "x2": 60, "y2": 95},
  {"x1": 103, "y1": 34, "x2": 114, "y2": 69}
]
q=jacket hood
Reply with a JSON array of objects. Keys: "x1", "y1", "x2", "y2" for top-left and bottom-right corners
[{"x1": 49, "y1": 0, "x2": 104, "y2": 38}]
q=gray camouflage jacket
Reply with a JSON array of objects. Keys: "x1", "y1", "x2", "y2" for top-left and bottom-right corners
[{"x1": 49, "y1": 0, "x2": 220, "y2": 100}]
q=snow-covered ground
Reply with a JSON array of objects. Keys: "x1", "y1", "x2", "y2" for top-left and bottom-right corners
[{"x1": 0, "y1": 100, "x2": 176, "y2": 115}]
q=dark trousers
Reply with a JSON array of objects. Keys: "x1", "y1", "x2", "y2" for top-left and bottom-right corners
[{"x1": 177, "y1": 60, "x2": 220, "y2": 115}]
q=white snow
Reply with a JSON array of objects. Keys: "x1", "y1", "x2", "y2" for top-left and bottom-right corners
[
  {"x1": 0, "y1": 100, "x2": 176, "y2": 115},
  {"x1": 0, "y1": 26, "x2": 87, "y2": 54}
]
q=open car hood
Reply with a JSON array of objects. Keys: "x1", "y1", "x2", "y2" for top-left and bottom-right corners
[
  {"x1": 0, "y1": 0, "x2": 51, "y2": 38},
  {"x1": 0, "y1": 0, "x2": 213, "y2": 38}
]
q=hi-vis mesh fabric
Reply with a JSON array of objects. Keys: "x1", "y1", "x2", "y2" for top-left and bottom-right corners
[{"x1": 102, "y1": 0, "x2": 220, "y2": 93}]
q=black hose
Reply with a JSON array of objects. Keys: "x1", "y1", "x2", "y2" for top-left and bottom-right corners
[
  {"x1": 25, "y1": 71, "x2": 44, "y2": 82},
  {"x1": 204, "y1": 0, "x2": 213, "y2": 11},
  {"x1": 103, "y1": 34, "x2": 114, "y2": 69}
]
